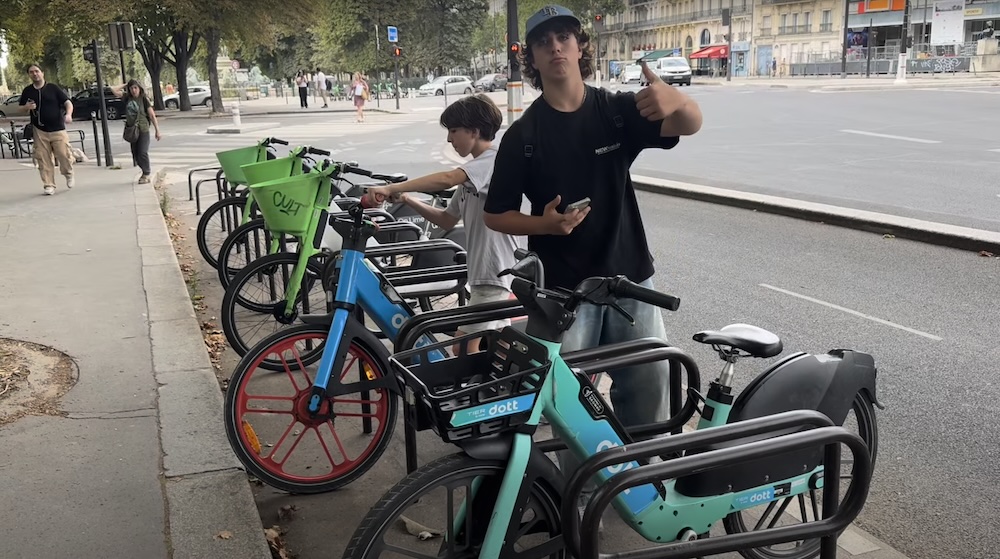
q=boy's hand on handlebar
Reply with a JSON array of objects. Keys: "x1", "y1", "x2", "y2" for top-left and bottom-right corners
[
  {"x1": 544, "y1": 195, "x2": 589, "y2": 235},
  {"x1": 366, "y1": 185, "x2": 397, "y2": 203}
]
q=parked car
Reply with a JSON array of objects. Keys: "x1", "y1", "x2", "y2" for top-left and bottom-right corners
[
  {"x1": 417, "y1": 75, "x2": 474, "y2": 97},
  {"x1": 0, "y1": 95, "x2": 21, "y2": 118},
  {"x1": 655, "y1": 57, "x2": 693, "y2": 86},
  {"x1": 163, "y1": 86, "x2": 212, "y2": 109},
  {"x1": 71, "y1": 88, "x2": 126, "y2": 120},
  {"x1": 474, "y1": 73, "x2": 507, "y2": 92}
]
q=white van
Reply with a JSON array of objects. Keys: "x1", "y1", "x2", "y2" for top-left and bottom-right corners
[{"x1": 655, "y1": 57, "x2": 692, "y2": 86}]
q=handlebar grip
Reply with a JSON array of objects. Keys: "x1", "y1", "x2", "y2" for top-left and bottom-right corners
[
  {"x1": 514, "y1": 248, "x2": 531, "y2": 260},
  {"x1": 269, "y1": 137, "x2": 289, "y2": 145},
  {"x1": 347, "y1": 166, "x2": 373, "y2": 178},
  {"x1": 308, "y1": 147, "x2": 331, "y2": 156},
  {"x1": 613, "y1": 278, "x2": 680, "y2": 311}
]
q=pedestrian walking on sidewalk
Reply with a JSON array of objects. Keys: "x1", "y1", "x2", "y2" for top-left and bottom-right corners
[
  {"x1": 351, "y1": 72, "x2": 369, "y2": 122},
  {"x1": 314, "y1": 67, "x2": 329, "y2": 108},
  {"x1": 295, "y1": 70, "x2": 309, "y2": 108},
  {"x1": 16, "y1": 63, "x2": 75, "y2": 196},
  {"x1": 111, "y1": 79, "x2": 161, "y2": 184}
]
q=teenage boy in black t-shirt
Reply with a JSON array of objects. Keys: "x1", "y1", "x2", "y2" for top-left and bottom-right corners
[
  {"x1": 17, "y1": 64, "x2": 75, "y2": 195},
  {"x1": 483, "y1": 4, "x2": 702, "y2": 515}
]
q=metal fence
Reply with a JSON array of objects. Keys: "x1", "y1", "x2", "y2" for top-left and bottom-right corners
[{"x1": 775, "y1": 41, "x2": 992, "y2": 76}]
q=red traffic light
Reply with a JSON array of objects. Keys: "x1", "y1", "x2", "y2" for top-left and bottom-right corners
[
  {"x1": 393, "y1": 46, "x2": 402, "y2": 57},
  {"x1": 510, "y1": 42, "x2": 520, "y2": 53},
  {"x1": 595, "y1": 14, "x2": 603, "y2": 21}
]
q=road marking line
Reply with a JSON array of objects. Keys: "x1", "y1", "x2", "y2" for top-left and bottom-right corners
[
  {"x1": 839, "y1": 129, "x2": 941, "y2": 144},
  {"x1": 989, "y1": 149, "x2": 1000, "y2": 153},
  {"x1": 759, "y1": 283, "x2": 943, "y2": 341}
]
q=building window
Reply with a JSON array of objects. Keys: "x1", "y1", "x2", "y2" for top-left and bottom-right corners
[
  {"x1": 791, "y1": 13, "x2": 798, "y2": 26},
  {"x1": 804, "y1": 12, "x2": 812, "y2": 29},
  {"x1": 821, "y1": 9, "x2": 833, "y2": 32},
  {"x1": 780, "y1": 13, "x2": 788, "y2": 33},
  {"x1": 700, "y1": 29, "x2": 711, "y2": 45},
  {"x1": 763, "y1": 15, "x2": 772, "y2": 29}
]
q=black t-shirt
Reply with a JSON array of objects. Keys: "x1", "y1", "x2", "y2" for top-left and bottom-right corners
[
  {"x1": 19, "y1": 83, "x2": 70, "y2": 132},
  {"x1": 484, "y1": 86, "x2": 679, "y2": 290}
]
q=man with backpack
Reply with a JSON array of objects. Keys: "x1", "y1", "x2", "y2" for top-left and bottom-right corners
[{"x1": 483, "y1": 4, "x2": 703, "y2": 520}]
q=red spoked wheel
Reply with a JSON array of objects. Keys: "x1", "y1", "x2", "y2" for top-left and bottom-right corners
[{"x1": 224, "y1": 324, "x2": 398, "y2": 493}]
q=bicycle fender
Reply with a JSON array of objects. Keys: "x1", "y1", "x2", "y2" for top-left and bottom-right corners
[{"x1": 460, "y1": 434, "x2": 566, "y2": 493}]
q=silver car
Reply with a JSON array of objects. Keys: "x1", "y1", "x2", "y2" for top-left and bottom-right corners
[
  {"x1": 163, "y1": 86, "x2": 211, "y2": 109},
  {"x1": 417, "y1": 76, "x2": 474, "y2": 97}
]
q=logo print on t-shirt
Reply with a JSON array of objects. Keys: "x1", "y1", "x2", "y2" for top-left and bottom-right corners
[{"x1": 595, "y1": 142, "x2": 621, "y2": 155}]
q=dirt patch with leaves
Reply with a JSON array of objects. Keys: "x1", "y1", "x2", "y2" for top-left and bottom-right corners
[{"x1": 0, "y1": 338, "x2": 77, "y2": 426}]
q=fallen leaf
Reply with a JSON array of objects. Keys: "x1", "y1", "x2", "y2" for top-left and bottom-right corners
[
  {"x1": 265, "y1": 525, "x2": 294, "y2": 559},
  {"x1": 215, "y1": 530, "x2": 233, "y2": 540},
  {"x1": 399, "y1": 515, "x2": 443, "y2": 540},
  {"x1": 979, "y1": 251, "x2": 994, "y2": 257},
  {"x1": 882, "y1": 234, "x2": 895, "y2": 239}
]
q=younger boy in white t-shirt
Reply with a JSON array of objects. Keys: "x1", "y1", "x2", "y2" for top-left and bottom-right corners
[{"x1": 367, "y1": 94, "x2": 524, "y2": 347}]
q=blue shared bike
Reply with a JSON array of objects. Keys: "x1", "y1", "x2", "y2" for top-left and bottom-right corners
[{"x1": 341, "y1": 251, "x2": 881, "y2": 559}]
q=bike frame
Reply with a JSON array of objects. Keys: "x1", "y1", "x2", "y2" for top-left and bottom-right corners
[{"x1": 474, "y1": 336, "x2": 827, "y2": 557}]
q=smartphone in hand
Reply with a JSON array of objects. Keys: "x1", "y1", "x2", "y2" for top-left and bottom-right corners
[{"x1": 566, "y1": 197, "x2": 591, "y2": 212}]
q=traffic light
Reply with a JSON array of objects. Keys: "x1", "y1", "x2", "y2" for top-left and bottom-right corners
[
  {"x1": 509, "y1": 42, "x2": 520, "y2": 55},
  {"x1": 594, "y1": 14, "x2": 605, "y2": 32},
  {"x1": 392, "y1": 46, "x2": 402, "y2": 57},
  {"x1": 595, "y1": 14, "x2": 603, "y2": 22}
]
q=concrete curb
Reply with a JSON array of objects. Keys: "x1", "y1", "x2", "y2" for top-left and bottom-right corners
[
  {"x1": 135, "y1": 170, "x2": 271, "y2": 559},
  {"x1": 632, "y1": 175, "x2": 1000, "y2": 254},
  {"x1": 158, "y1": 108, "x2": 400, "y2": 120}
]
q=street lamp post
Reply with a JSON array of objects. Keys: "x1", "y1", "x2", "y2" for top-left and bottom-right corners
[{"x1": 895, "y1": 0, "x2": 911, "y2": 83}]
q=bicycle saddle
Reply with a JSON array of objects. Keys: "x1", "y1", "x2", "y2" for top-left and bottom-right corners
[
  {"x1": 692, "y1": 323, "x2": 782, "y2": 358},
  {"x1": 370, "y1": 172, "x2": 408, "y2": 183}
]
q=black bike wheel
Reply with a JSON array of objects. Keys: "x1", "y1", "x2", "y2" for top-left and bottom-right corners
[
  {"x1": 196, "y1": 197, "x2": 257, "y2": 269},
  {"x1": 342, "y1": 454, "x2": 565, "y2": 559},
  {"x1": 221, "y1": 252, "x2": 328, "y2": 361},
  {"x1": 224, "y1": 323, "x2": 397, "y2": 493},
  {"x1": 216, "y1": 218, "x2": 298, "y2": 288},
  {"x1": 722, "y1": 393, "x2": 879, "y2": 559}
]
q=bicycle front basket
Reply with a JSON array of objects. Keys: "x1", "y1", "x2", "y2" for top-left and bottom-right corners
[
  {"x1": 216, "y1": 144, "x2": 268, "y2": 186},
  {"x1": 390, "y1": 327, "x2": 551, "y2": 443},
  {"x1": 241, "y1": 156, "x2": 304, "y2": 186},
  {"x1": 249, "y1": 174, "x2": 323, "y2": 235}
]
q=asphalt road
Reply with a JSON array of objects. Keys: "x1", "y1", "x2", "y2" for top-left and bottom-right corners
[
  {"x1": 627, "y1": 84, "x2": 1000, "y2": 232},
  {"x1": 151, "y1": 87, "x2": 999, "y2": 559}
]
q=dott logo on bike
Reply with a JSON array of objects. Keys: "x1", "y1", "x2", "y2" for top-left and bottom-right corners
[
  {"x1": 731, "y1": 485, "x2": 783, "y2": 510},
  {"x1": 450, "y1": 394, "x2": 535, "y2": 428},
  {"x1": 272, "y1": 191, "x2": 306, "y2": 216}
]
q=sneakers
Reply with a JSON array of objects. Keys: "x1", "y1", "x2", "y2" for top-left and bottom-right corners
[
  {"x1": 65, "y1": 175, "x2": 74, "y2": 189},
  {"x1": 43, "y1": 186, "x2": 55, "y2": 196},
  {"x1": 138, "y1": 175, "x2": 150, "y2": 184}
]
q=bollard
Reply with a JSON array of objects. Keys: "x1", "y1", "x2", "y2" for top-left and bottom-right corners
[
  {"x1": 232, "y1": 103, "x2": 241, "y2": 128},
  {"x1": 9, "y1": 121, "x2": 20, "y2": 159},
  {"x1": 91, "y1": 112, "x2": 102, "y2": 167}
]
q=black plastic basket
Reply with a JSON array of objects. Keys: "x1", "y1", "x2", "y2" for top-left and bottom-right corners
[{"x1": 390, "y1": 327, "x2": 552, "y2": 443}]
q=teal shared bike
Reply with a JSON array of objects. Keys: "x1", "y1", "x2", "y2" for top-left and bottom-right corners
[{"x1": 342, "y1": 250, "x2": 881, "y2": 559}]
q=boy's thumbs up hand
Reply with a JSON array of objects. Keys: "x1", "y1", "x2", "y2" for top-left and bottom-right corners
[{"x1": 634, "y1": 60, "x2": 686, "y2": 121}]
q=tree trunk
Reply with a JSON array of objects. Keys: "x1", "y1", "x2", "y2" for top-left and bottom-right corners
[
  {"x1": 173, "y1": 30, "x2": 193, "y2": 111},
  {"x1": 206, "y1": 28, "x2": 225, "y2": 114},
  {"x1": 136, "y1": 38, "x2": 166, "y2": 110}
]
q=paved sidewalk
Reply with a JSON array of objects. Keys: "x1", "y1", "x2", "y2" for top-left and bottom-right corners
[
  {"x1": 686, "y1": 72, "x2": 1000, "y2": 90},
  {"x1": 0, "y1": 158, "x2": 268, "y2": 558}
]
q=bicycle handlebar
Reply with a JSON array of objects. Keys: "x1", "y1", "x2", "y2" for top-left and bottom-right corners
[
  {"x1": 610, "y1": 276, "x2": 680, "y2": 312},
  {"x1": 265, "y1": 137, "x2": 289, "y2": 145},
  {"x1": 307, "y1": 146, "x2": 331, "y2": 156}
]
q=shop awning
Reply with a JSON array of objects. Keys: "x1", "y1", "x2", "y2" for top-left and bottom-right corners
[{"x1": 689, "y1": 45, "x2": 729, "y2": 59}]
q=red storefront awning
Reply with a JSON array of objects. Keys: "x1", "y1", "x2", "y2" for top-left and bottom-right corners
[{"x1": 689, "y1": 45, "x2": 729, "y2": 59}]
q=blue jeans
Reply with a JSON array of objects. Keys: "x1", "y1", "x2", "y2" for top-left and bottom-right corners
[{"x1": 557, "y1": 277, "x2": 672, "y2": 498}]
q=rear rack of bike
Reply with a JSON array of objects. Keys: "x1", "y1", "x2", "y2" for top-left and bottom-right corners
[{"x1": 563, "y1": 409, "x2": 873, "y2": 559}]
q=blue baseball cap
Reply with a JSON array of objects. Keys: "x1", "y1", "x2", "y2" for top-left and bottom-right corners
[{"x1": 525, "y1": 5, "x2": 582, "y2": 42}]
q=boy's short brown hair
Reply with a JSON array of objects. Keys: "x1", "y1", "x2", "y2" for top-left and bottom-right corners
[{"x1": 439, "y1": 93, "x2": 503, "y2": 140}]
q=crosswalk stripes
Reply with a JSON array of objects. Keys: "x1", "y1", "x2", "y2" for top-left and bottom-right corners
[{"x1": 142, "y1": 115, "x2": 434, "y2": 170}]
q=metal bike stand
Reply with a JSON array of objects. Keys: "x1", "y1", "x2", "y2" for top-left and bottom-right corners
[{"x1": 562, "y1": 409, "x2": 873, "y2": 559}]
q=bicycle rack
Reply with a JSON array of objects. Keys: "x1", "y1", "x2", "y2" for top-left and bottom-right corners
[
  {"x1": 394, "y1": 309, "x2": 702, "y2": 474},
  {"x1": 187, "y1": 165, "x2": 223, "y2": 215},
  {"x1": 563, "y1": 409, "x2": 873, "y2": 559}
]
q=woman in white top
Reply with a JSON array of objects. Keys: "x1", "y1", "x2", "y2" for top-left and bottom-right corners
[{"x1": 351, "y1": 72, "x2": 369, "y2": 122}]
